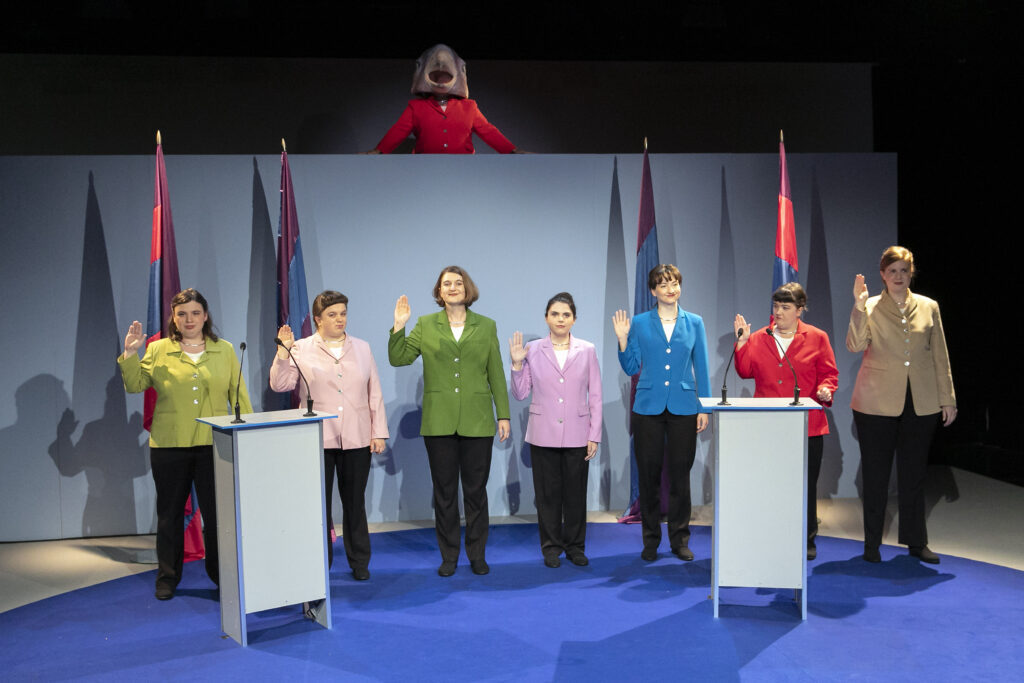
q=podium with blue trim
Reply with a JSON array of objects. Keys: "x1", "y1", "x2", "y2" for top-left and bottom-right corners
[
  {"x1": 197, "y1": 409, "x2": 336, "y2": 645},
  {"x1": 701, "y1": 397, "x2": 822, "y2": 619}
]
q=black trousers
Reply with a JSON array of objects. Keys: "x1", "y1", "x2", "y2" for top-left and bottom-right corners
[
  {"x1": 324, "y1": 447, "x2": 372, "y2": 570},
  {"x1": 854, "y1": 385, "x2": 939, "y2": 549},
  {"x1": 150, "y1": 445, "x2": 218, "y2": 588},
  {"x1": 632, "y1": 410, "x2": 697, "y2": 551},
  {"x1": 424, "y1": 434, "x2": 494, "y2": 562},
  {"x1": 530, "y1": 444, "x2": 589, "y2": 558},
  {"x1": 808, "y1": 435, "x2": 824, "y2": 543}
]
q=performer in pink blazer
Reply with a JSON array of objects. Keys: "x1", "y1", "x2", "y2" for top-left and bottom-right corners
[
  {"x1": 270, "y1": 290, "x2": 389, "y2": 581},
  {"x1": 510, "y1": 293, "x2": 602, "y2": 568}
]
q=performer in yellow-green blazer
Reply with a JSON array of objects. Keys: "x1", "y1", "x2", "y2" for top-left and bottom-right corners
[
  {"x1": 389, "y1": 266, "x2": 510, "y2": 578},
  {"x1": 119, "y1": 288, "x2": 251, "y2": 600}
]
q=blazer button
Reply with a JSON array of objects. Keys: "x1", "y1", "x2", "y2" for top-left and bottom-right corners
[
  {"x1": 664, "y1": 381, "x2": 670, "y2": 386},
  {"x1": 664, "y1": 364, "x2": 670, "y2": 370},
  {"x1": 443, "y1": 143, "x2": 448, "y2": 148},
  {"x1": 454, "y1": 387, "x2": 460, "y2": 393},
  {"x1": 558, "y1": 419, "x2": 563, "y2": 424},
  {"x1": 192, "y1": 386, "x2": 198, "y2": 391},
  {"x1": 901, "y1": 318, "x2": 907, "y2": 324},
  {"x1": 904, "y1": 361, "x2": 910, "y2": 367},
  {"x1": 454, "y1": 357, "x2": 460, "y2": 363},
  {"x1": 558, "y1": 398, "x2": 564, "y2": 403},
  {"x1": 666, "y1": 348, "x2": 671, "y2": 353},
  {"x1": 778, "y1": 379, "x2": 783, "y2": 384},
  {"x1": 454, "y1": 373, "x2": 459, "y2": 378},
  {"x1": 559, "y1": 378, "x2": 565, "y2": 383},
  {"x1": 338, "y1": 388, "x2": 343, "y2": 393},
  {"x1": 192, "y1": 374, "x2": 198, "y2": 379},
  {"x1": 337, "y1": 406, "x2": 344, "y2": 411},
  {"x1": 193, "y1": 399, "x2": 199, "y2": 405}
]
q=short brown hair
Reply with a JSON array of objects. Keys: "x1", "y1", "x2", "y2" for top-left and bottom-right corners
[
  {"x1": 433, "y1": 265, "x2": 480, "y2": 307},
  {"x1": 879, "y1": 245, "x2": 915, "y2": 278},
  {"x1": 772, "y1": 282, "x2": 807, "y2": 308},
  {"x1": 648, "y1": 264, "x2": 682, "y2": 291},
  {"x1": 312, "y1": 290, "x2": 349, "y2": 320}
]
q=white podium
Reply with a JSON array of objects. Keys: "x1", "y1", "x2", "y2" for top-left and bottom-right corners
[
  {"x1": 197, "y1": 409, "x2": 337, "y2": 646},
  {"x1": 701, "y1": 397, "x2": 821, "y2": 620}
]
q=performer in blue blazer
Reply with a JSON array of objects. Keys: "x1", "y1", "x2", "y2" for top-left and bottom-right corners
[{"x1": 613, "y1": 264, "x2": 711, "y2": 561}]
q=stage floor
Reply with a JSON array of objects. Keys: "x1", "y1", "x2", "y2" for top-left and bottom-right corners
[{"x1": 2, "y1": 465, "x2": 1021, "y2": 616}]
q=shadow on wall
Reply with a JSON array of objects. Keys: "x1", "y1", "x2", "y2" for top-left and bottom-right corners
[
  {"x1": 54, "y1": 172, "x2": 149, "y2": 538},
  {"x1": 601, "y1": 157, "x2": 630, "y2": 513},
  {"x1": 247, "y1": 157, "x2": 280, "y2": 413},
  {"x1": 806, "y1": 167, "x2": 845, "y2": 502}
]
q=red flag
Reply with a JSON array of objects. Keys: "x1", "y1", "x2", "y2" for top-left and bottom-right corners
[{"x1": 146, "y1": 132, "x2": 203, "y2": 562}]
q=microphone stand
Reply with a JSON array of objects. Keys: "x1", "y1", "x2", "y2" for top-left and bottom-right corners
[
  {"x1": 719, "y1": 328, "x2": 744, "y2": 405},
  {"x1": 275, "y1": 337, "x2": 317, "y2": 416},
  {"x1": 231, "y1": 342, "x2": 247, "y2": 423},
  {"x1": 767, "y1": 328, "x2": 802, "y2": 406}
]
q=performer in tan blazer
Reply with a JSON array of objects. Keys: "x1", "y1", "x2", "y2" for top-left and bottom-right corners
[{"x1": 847, "y1": 246, "x2": 956, "y2": 564}]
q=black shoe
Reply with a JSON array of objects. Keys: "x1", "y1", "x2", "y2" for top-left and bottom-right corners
[
  {"x1": 544, "y1": 555, "x2": 561, "y2": 568},
  {"x1": 155, "y1": 584, "x2": 174, "y2": 601},
  {"x1": 807, "y1": 544, "x2": 817, "y2": 561},
  {"x1": 303, "y1": 599, "x2": 325, "y2": 620},
  {"x1": 567, "y1": 552, "x2": 589, "y2": 567},
  {"x1": 470, "y1": 559, "x2": 490, "y2": 575},
  {"x1": 641, "y1": 547, "x2": 657, "y2": 562},
  {"x1": 910, "y1": 545, "x2": 940, "y2": 564},
  {"x1": 438, "y1": 560, "x2": 457, "y2": 577},
  {"x1": 863, "y1": 546, "x2": 881, "y2": 563},
  {"x1": 352, "y1": 567, "x2": 370, "y2": 581},
  {"x1": 672, "y1": 546, "x2": 694, "y2": 562}
]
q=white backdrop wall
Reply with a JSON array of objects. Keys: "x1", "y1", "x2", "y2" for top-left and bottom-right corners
[{"x1": 0, "y1": 153, "x2": 895, "y2": 541}]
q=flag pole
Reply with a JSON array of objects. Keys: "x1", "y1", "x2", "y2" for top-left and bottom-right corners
[
  {"x1": 281, "y1": 138, "x2": 287, "y2": 152},
  {"x1": 156, "y1": 130, "x2": 161, "y2": 145},
  {"x1": 780, "y1": 129, "x2": 784, "y2": 143}
]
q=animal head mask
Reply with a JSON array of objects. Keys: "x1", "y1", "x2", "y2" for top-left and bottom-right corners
[{"x1": 411, "y1": 44, "x2": 468, "y2": 99}]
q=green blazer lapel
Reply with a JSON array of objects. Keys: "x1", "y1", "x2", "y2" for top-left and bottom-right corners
[{"x1": 460, "y1": 310, "x2": 481, "y2": 346}]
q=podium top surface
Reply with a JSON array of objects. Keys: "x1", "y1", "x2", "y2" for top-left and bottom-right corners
[
  {"x1": 700, "y1": 397, "x2": 822, "y2": 411},
  {"x1": 197, "y1": 409, "x2": 337, "y2": 431}
]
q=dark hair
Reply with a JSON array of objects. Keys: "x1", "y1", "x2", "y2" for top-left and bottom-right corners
[
  {"x1": 772, "y1": 282, "x2": 807, "y2": 308},
  {"x1": 879, "y1": 245, "x2": 915, "y2": 279},
  {"x1": 312, "y1": 290, "x2": 349, "y2": 321},
  {"x1": 167, "y1": 288, "x2": 218, "y2": 342},
  {"x1": 433, "y1": 265, "x2": 480, "y2": 307},
  {"x1": 545, "y1": 292, "x2": 577, "y2": 317},
  {"x1": 647, "y1": 264, "x2": 682, "y2": 291}
]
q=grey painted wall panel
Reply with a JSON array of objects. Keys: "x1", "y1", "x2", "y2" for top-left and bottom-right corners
[{"x1": 0, "y1": 153, "x2": 895, "y2": 541}]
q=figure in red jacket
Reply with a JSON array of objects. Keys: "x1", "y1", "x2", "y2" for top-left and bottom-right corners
[{"x1": 369, "y1": 44, "x2": 520, "y2": 154}]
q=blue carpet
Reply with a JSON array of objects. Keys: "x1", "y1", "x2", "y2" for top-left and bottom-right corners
[{"x1": 4, "y1": 523, "x2": 1023, "y2": 681}]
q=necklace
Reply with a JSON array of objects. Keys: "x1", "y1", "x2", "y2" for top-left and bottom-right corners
[
  {"x1": 551, "y1": 339, "x2": 570, "y2": 348},
  {"x1": 325, "y1": 334, "x2": 346, "y2": 344},
  {"x1": 659, "y1": 315, "x2": 678, "y2": 322},
  {"x1": 181, "y1": 340, "x2": 205, "y2": 348}
]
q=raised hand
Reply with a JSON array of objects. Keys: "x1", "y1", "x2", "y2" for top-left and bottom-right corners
[
  {"x1": 393, "y1": 295, "x2": 411, "y2": 332},
  {"x1": 733, "y1": 313, "x2": 751, "y2": 343},
  {"x1": 123, "y1": 320, "x2": 144, "y2": 358},
  {"x1": 276, "y1": 324, "x2": 294, "y2": 358},
  {"x1": 612, "y1": 310, "x2": 631, "y2": 348},
  {"x1": 509, "y1": 331, "x2": 527, "y2": 369},
  {"x1": 853, "y1": 274, "x2": 869, "y2": 309}
]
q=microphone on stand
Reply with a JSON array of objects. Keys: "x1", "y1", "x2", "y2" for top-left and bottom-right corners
[
  {"x1": 275, "y1": 337, "x2": 316, "y2": 416},
  {"x1": 766, "y1": 327, "x2": 802, "y2": 406},
  {"x1": 719, "y1": 328, "x2": 744, "y2": 405},
  {"x1": 231, "y1": 342, "x2": 247, "y2": 424}
]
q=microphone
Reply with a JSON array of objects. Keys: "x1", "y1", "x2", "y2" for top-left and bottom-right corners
[
  {"x1": 766, "y1": 327, "x2": 802, "y2": 405},
  {"x1": 275, "y1": 337, "x2": 316, "y2": 416},
  {"x1": 718, "y1": 327, "x2": 744, "y2": 405},
  {"x1": 231, "y1": 342, "x2": 247, "y2": 424}
]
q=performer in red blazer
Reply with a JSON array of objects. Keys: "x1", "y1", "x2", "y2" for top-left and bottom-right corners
[
  {"x1": 734, "y1": 282, "x2": 839, "y2": 560},
  {"x1": 369, "y1": 44, "x2": 519, "y2": 154},
  {"x1": 510, "y1": 293, "x2": 602, "y2": 568}
]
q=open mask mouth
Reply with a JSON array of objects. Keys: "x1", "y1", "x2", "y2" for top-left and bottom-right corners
[{"x1": 428, "y1": 70, "x2": 454, "y2": 86}]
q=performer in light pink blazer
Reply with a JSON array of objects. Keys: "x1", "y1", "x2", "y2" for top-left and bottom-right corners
[
  {"x1": 510, "y1": 292, "x2": 602, "y2": 568},
  {"x1": 270, "y1": 290, "x2": 389, "y2": 581}
]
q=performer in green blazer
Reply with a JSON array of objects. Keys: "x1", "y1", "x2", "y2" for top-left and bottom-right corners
[
  {"x1": 389, "y1": 266, "x2": 511, "y2": 577},
  {"x1": 119, "y1": 288, "x2": 251, "y2": 600}
]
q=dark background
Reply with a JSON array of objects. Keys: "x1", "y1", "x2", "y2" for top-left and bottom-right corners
[{"x1": 4, "y1": 1, "x2": 1019, "y2": 483}]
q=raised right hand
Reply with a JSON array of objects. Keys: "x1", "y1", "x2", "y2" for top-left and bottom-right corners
[
  {"x1": 276, "y1": 325, "x2": 294, "y2": 358},
  {"x1": 509, "y1": 331, "x2": 527, "y2": 368},
  {"x1": 733, "y1": 314, "x2": 751, "y2": 343},
  {"x1": 123, "y1": 320, "x2": 144, "y2": 357},
  {"x1": 612, "y1": 310, "x2": 631, "y2": 342},
  {"x1": 393, "y1": 295, "x2": 411, "y2": 331},
  {"x1": 853, "y1": 274, "x2": 869, "y2": 309}
]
